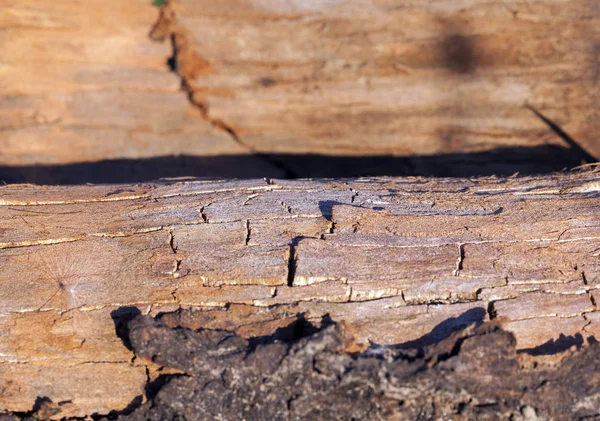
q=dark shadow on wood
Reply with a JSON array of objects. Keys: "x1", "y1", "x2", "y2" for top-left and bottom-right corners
[
  {"x1": 518, "y1": 333, "x2": 589, "y2": 356},
  {"x1": 394, "y1": 307, "x2": 486, "y2": 350},
  {"x1": 440, "y1": 32, "x2": 477, "y2": 74},
  {"x1": 0, "y1": 144, "x2": 592, "y2": 185},
  {"x1": 526, "y1": 105, "x2": 598, "y2": 163},
  {"x1": 111, "y1": 306, "x2": 143, "y2": 352},
  {"x1": 318, "y1": 201, "x2": 343, "y2": 220},
  {"x1": 247, "y1": 313, "x2": 324, "y2": 347},
  {"x1": 364, "y1": 308, "x2": 487, "y2": 362}
]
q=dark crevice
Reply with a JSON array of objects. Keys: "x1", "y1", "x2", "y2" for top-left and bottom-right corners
[
  {"x1": 168, "y1": 229, "x2": 177, "y2": 254},
  {"x1": 166, "y1": 54, "x2": 176, "y2": 73},
  {"x1": 286, "y1": 245, "x2": 297, "y2": 287},
  {"x1": 328, "y1": 221, "x2": 335, "y2": 235},
  {"x1": 487, "y1": 301, "x2": 497, "y2": 320},
  {"x1": 244, "y1": 219, "x2": 251, "y2": 246},
  {"x1": 199, "y1": 206, "x2": 208, "y2": 223},
  {"x1": 149, "y1": 1, "x2": 298, "y2": 180},
  {"x1": 454, "y1": 243, "x2": 465, "y2": 275},
  {"x1": 280, "y1": 201, "x2": 293, "y2": 214},
  {"x1": 287, "y1": 236, "x2": 304, "y2": 287}
]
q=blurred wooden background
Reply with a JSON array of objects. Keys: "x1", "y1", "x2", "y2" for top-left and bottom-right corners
[{"x1": 0, "y1": 0, "x2": 598, "y2": 183}]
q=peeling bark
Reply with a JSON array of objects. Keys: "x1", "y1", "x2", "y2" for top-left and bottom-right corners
[{"x1": 115, "y1": 313, "x2": 600, "y2": 421}]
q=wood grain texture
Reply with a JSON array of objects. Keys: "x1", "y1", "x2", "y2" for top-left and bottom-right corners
[
  {"x1": 0, "y1": 0, "x2": 598, "y2": 183},
  {"x1": 0, "y1": 0, "x2": 285, "y2": 181},
  {"x1": 156, "y1": 0, "x2": 600, "y2": 158},
  {"x1": 0, "y1": 171, "x2": 599, "y2": 417}
]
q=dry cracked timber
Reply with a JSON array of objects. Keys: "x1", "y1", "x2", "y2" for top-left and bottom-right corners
[
  {"x1": 0, "y1": 171, "x2": 599, "y2": 418},
  {"x1": 1, "y1": 1, "x2": 600, "y2": 418}
]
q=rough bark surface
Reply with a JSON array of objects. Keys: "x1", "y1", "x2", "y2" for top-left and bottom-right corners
[
  {"x1": 6, "y1": 314, "x2": 600, "y2": 421},
  {"x1": 0, "y1": 171, "x2": 599, "y2": 418},
  {"x1": 1, "y1": 0, "x2": 598, "y2": 183},
  {"x1": 110, "y1": 314, "x2": 600, "y2": 420}
]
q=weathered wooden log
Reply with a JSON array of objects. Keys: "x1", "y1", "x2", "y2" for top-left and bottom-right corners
[
  {"x1": 0, "y1": 171, "x2": 599, "y2": 418},
  {"x1": 1, "y1": 0, "x2": 598, "y2": 184},
  {"x1": 1, "y1": 0, "x2": 599, "y2": 418}
]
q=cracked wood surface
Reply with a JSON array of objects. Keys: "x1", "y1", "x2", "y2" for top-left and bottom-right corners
[
  {"x1": 1, "y1": 0, "x2": 599, "y2": 184},
  {"x1": 0, "y1": 0, "x2": 285, "y2": 182},
  {"x1": 0, "y1": 171, "x2": 599, "y2": 417}
]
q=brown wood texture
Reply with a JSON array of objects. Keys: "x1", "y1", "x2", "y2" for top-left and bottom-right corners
[
  {"x1": 1, "y1": 0, "x2": 598, "y2": 183},
  {"x1": 160, "y1": 0, "x2": 599, "y2": 157},
  {"x1": 0, "y1": 171, "x2": 599, "y2": 417},
  {"x1": 0, "y1": 0, "x2": 285, "y2": 182}
]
